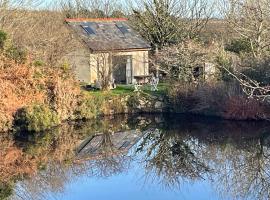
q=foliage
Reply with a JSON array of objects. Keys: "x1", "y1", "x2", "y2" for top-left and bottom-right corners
[
  {"x1": 217, "y1": 52, "x2": 270, "y2": 100},
  {"x1": 0, "y1": 52, "x2": 80, "y2": 132},
  {"x1": 111, "y1": 10, "x2": 125, "y2": 18},
  {"x1": 131, "y1": 0, "x2": 212, "y2": 49},
  {"x1": 192, "y1": 83, "x2": 240, "y2": 117},
  {"x1": 75, "y1": 95, "x2": 99, "y2": 120},
  {"x1": 33, "y1": 60, "x2": 45, "y2": 67},
  {"x1": 4, "y1": 44, "x2": 27, "y2": 63},
  {"x1": 0, "y1": 31, "x2": 27, "y2": 63},
  {"x1": 79, "y1": 90, "x2": 129, "y2": 117},
  {"x1": 0, "y1": 183, "x2": 13, "y2": 200},
  {"x1": 0, "y1": 55, "x2": 45, "y2": 132},
  {"x1": 0, "y1": 30, "x2": 7, "y2": 49},
  {"x1": 1, "y1": 11, "x2": 82, "y2": 66},
  {"x1": 127, "y1": 94, "x2": 141, "y2": 110},
  {"x1": 225, "y1": 38, "x2": 252, "y2": 54},
  {"x1": 14, "y1": 104, "x2": 60, "y2": 132},
  {"x1": 223, "y1": 96, "x2": 268, "y2": 120},
  {"x1": 216, "y1": 51, "x2": 235, "y2": 82},
  {"x1": 153, "y1": 41, "x2": 217, "y2": 82},
  {"x1": 132, "y1": 0, "x2": 179, "y2": 48},
  {"x1": 61, "y1": 0, "x2": 120, "y2": 19},
  {"x1": 242, "y1": 58, "x2": 270, "y2": 86},
  {"x1": 167, "y1": 83, "x2": 198, "y2": 113},
  {"x1": 167, "y1": 82, "x2": 270, "y2": 120},
  {"x1": 224, "y1": 0, "x2": 270, "y2": 58},
  {"x1": 47, "y1": 70, "x2": 81, "y2": 121}
]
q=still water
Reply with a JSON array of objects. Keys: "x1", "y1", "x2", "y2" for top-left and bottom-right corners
[{"x1": 3, "y1": 114, "x2": 270, "y2": 200}]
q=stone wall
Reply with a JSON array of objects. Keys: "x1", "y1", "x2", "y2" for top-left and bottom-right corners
[
  {"x1": 12, "y1": 92, "x2": 169, "y2": 133},
  {"x1": 98, "y1": 92, "x2": 169, "y2": 116}
]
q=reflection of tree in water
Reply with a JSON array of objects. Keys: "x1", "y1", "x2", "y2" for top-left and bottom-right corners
[
  {"x1": 209, "y1": 134, "x2": 270, "y2": 200},
  {"x1": 136, "y1": 128, "x2": 211, "y2": 188},
  {"x1": 166, "y1": 118, "x2": 270, "y2": 200},
  {"x1": 77, "y1": 131, "x2": 132, "y2": 178},
  {"x1": 134, "y1": 117, "x2": 270, "y2": 200},
  {"x1": 13, "y1": 130, "x2": 133, "y2": 200},
  {"x1": 76, "y1": 154, "x2": 131, "y2": 178},
  {"x1": 7, "y1": 115, "x2": 152, "y2": 200},
  {"x1": 0, "y1": 134, "x2": 37, "y2": 200},
  {"x1": 14, "y1": 152, "x2": 130, "y2": 200},
  {"x1": 5, "y1": 114, "x2": 270, "y2": 200}
]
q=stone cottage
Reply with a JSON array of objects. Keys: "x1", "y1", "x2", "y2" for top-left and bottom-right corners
[{"x1": 65, "y1": 18, "x2": 151, "y2": 85}]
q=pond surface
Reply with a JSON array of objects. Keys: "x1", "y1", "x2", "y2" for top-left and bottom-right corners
[{"x1": 2, "y1": 114, "x2": 270, "y2": 200}]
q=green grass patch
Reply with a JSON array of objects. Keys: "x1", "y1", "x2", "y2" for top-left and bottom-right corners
[
  {"x1": 142, "y1": 83, "x2": 169, "y2": 97},
  {"x1": 82, "y1": 83, "x2": 169, "y2": 97}
]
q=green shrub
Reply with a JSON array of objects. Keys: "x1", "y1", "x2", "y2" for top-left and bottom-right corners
[
  {"x1": 0, "y1": 182, "x2": 13, "y2": 200},
  {"x1": 14, "y1": 104, "x2": 60, "y2": 132},
  {"x1": 225, "y1": 38, "x2": 252, "y2": 54},
  {"x1": 75, "y1": 97, "x2": 98, "y2": 120},
  {"x1": 242, "y1": 58, "x2": 270, "y2": 86},
  {"x1": 167, "y1": 83, "x2": 198, "y2": 113},
  {"x1": 0, "y1": 30, "x2": 7, "y2": 49},
  {"x1": 33, "y1": 60, "x2": 45, "y2": 67},
  {"x1": 5, "y1": 45, "x2": 27, "y2": 63},
  {"x1": 216, "y1": 53, "x2": 235, "y2": 82},
  {"x1": 61, "y1": 61, "x2": 71, "y2": 72},
  {"x1": 127, "y1": 94, "x2": 140, "y2": 110},
  {"x1": 109, "y1": 96, "x2": 127, "y2": 114}
]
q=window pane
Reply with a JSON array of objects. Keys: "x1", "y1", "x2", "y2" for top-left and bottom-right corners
[
  {"x1": 81, "y1": 25, "x2": 96, "y2": 35},
  {"x1": 116, "y1": 23, "x2": 129, "y2": 34}
]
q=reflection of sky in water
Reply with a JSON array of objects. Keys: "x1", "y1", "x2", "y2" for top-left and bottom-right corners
[
  {"x1": 12, "y1": 114, "x2": 270, "y2": 200},
  {"x1": 44, "y1": 139, "x2": 227, "y2": 200},
  {"x1": 53, "y1": 174, "x2": 217, "y2": 200}
]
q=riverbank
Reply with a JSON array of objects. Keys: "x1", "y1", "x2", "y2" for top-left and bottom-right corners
[
  {"x1": 1, "y1": 53, "x2": 270, "y2": 133},
  {"x1": 1, "y1": 70, "x2": 169, "y2": 133},
  {"x1": 0, "y1": 55, "x2": 169, "y2": 133},
  {"x1": 3, "y1": 78, "x2": 270, "y2": 133}
]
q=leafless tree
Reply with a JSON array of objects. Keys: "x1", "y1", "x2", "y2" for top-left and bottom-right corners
[
  {"x1": 220, "y1": 64, "x2": 270, "y2": 101},
  {"x1": 89, "y1": 52, "x2": 116, "y2": 91},
  {"x1": 130, "y1": 0, "x2": 214, "y2": 49},
  {"x1": 151, "y1": 40, "x2": 218, "y2": 81},
  {"x1": 220, "y1": 0, "x2": 270, "y2": 58},
  {"x1": 60, "y1": 0, "x2": 123, "y2": 18},
  {"x1": 0, "y1": 0, "x2": 44, "y2": 29},
  {"x1": 0, "y1": 8, "x2": 82, "y2": 66}
]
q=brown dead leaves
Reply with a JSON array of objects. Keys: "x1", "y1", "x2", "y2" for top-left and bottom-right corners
[
  {"x1": 0, "y1": 56, "x2": 46, "y2": 131},
  {"x1": 0, "y1": 137, "x2": 37, "y2": 183},
  {"x1": 0, "y1": 54, "x2": 81, "y2": 132}
]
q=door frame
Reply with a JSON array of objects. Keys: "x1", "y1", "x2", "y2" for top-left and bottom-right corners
[{"x1": 112, "y1": 55, "x2": 133, "y2": 84}]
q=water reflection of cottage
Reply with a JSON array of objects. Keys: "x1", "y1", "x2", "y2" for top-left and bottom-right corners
[{"x1": 76, "y1": 130, "x2": 143, "y2": 160}]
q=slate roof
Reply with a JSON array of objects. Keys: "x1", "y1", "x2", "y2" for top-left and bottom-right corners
[{"x1": 65, "y1": 18, "x2": 151, "y2": 52}]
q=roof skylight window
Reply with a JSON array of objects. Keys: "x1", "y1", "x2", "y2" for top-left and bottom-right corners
[
  {"x1": 81, "y1": 25, "x2": 96, "y2": 35},
  {"x1": 116, "y1": 22, "x2": 129, "y2": 34}
]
